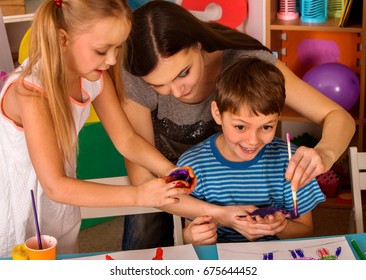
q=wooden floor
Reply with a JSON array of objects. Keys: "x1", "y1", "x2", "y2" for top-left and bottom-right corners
[{"x1": 78, "y1": 206, "x2": 363, "y2": 254}]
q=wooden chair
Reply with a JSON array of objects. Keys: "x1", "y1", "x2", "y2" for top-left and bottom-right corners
[
  {"x1": 81, "y1": 176, "x2": 184, "y2": 246},
  {"x1": 348, "y1": 146, "x2": 366, "y2": 233}
]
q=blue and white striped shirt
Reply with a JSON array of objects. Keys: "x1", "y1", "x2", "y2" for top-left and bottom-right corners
[{"x1": 177, "y1": 133, "x2": 325, "y2": 242}]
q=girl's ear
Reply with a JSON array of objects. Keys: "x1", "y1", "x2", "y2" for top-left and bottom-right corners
[
  {"x1": 211, "y1": 101, "x2": 222, "y2": 125},
  {"x1": 58, "y1": 29, "x2": 69, "y2": 48}
]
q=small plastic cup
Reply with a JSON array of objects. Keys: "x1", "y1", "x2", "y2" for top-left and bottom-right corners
[{"x1": 24, "y1": 235, "x2": 57, "y2": 260}]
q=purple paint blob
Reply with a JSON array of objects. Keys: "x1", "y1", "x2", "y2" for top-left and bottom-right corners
[
  {"x1": 168, "y1": 169, "x2": 192, "y2": 183},
  {"x1": 165, "y1": 169, "x2": 193, "y2": 190},
  {"x1": 250, "y1": 206, "x2": 299, "y2": 219}
]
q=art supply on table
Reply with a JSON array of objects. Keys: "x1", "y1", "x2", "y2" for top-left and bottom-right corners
[
  {"x1": 11, "y1": 244, "x2": 29, "y2": 260},
  {"x1": 286, "y1": 133, "x2": 298, "y2": 217},
  {"x1": 24, "y1": 235, "x2": 57, "y2": 260},
  {"x1": 105, "y1": 254, "x2": 115, "y2": 260},
  {"x1": 30, "y1": 190, "x2": 43, "y2": 250},
  {"x1": 152, "y1": 247, "x2": 164, "y2": 260},
  {"x1": 350, "y1": 239, "x2": 366, "y2": 260}
]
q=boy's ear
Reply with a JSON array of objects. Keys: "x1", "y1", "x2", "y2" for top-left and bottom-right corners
[{"x1": 211, "y1": 101, "x2": 222, "y2": 125}]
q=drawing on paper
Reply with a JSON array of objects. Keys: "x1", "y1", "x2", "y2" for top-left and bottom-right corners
[
  {"x1": 69, "y1": 244, "x2": 199, "y2": 260},
  {"x1": 287, "y1": 246, "x2": 341, "y2": 260},
  {"x1": 217, "y1": 236, "x2": 355, "y2": 260}
]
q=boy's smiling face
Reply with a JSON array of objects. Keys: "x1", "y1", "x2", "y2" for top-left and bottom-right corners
[{"x1": 212, "y1": 101, "x2": 280, "y2": 162}]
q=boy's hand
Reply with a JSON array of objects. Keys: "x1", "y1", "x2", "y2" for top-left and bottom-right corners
[{"x1": 183, "y1": 216, "x2": 217, "y2": 246}]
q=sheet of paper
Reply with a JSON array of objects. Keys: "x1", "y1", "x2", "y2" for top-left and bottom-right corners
[
  {"x1": 67, "y1": 244, "x2": 199, "y2": 260},
  {"x1": 217, "y1": 236, "x2": 355, "y2": 260}
]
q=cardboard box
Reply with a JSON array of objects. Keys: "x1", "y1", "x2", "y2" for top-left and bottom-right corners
[{"x1": 0, "y1": 0, "x2": 25, "y2": 16}]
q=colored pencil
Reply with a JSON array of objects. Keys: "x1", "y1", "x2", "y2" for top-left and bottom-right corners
[{"x1": 286, "y1": 133, "x2": 298, "y2": 217}]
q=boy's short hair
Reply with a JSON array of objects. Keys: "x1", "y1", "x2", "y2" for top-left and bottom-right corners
[{"x1": 215, "y1": 56, "x2": 285, "y2": 116}]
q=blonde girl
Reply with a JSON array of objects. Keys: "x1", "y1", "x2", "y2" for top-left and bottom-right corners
[{"x1": 0, "y1": 0, "x2": 190, "y2": 257}]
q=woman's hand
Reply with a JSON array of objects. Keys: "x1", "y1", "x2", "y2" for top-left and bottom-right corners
[
  {"x1": 277, "y1": 60, "x2": 355, "y2": 191},
  {"x1": 234, "y1": 213, "x2": 289, "y2": 241},
  {"x1": 250, "y1": 212, "x2": 290, "y2": 235},
  {"x1": 212, "y1": 204, "x2": 256, "y2": 227},
  {"x1": 285, "y1": 146, "x2": 331, "y2": 190},
  {"x1": 213, "y1": 205, "x2": 264, "y2": 240},
  {"x1": 136, "y1": 177, "x2": 191, "y2": 207},
  {"x1": 183, "y1": 216, "x2": 217, "y2": 245}
]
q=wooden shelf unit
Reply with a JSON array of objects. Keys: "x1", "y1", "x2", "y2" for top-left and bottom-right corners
[
  {"x1": 1, "y1": 0, "x2": 42, "y2": 23},
  {"x1": 266, "y1": 0, "x2": 366, "y2": 152}
]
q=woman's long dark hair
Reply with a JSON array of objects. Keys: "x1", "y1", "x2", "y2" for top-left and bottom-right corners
[{"x1": 125, "y1": 0, "x2": 271, "y2": 77}]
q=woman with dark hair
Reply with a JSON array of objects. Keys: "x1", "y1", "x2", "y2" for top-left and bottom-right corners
[{"x1": 121, "y1": 0, "x2": 355, "y2": 250}]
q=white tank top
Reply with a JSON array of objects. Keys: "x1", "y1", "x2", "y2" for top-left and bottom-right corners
[{"x1": 0, "y1": 59, "x2": 103, "y2": 257}]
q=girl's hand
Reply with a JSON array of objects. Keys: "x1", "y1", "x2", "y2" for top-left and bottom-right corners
[
  {"x1": 136, "y1": 178, "x2": 190, "y2": 207},
  {"x1": 164, "y1": 166, "x2": 197, "y2": 193},
  {"x1": 285, "y1": 146, "x2": 329, "y2": 190},
  {"x1": 180, "y1": 166, "x2": 197, "y2": 191},
  {"x1": 183, "y1": 216, "x2": 217, "y2": 245}
]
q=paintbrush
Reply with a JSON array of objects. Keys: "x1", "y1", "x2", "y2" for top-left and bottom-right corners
[
  {"x1": 31, "y1": 190, "x2": 43, "y2": 250},
  {"x1": 286, "y1": 133, "x2": 298, "y2": 217}
]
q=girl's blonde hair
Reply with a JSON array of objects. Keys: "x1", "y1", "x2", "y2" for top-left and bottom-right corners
[{"x1": 20, "y1": 0, "x2": 131, "y2": 167}]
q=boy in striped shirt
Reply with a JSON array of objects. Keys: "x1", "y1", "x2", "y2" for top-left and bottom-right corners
[{"x1": 178, "y1": 57, "x2": 325, "y2": 245}]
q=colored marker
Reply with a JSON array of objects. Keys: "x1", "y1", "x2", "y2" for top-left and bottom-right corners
[{"x1": 350, "y1": 239, "x2": 366, "y2": 260}]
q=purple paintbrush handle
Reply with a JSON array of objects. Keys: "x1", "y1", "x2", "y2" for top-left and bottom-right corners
[{"x1": 31, "y1": 190, "x2": 43, "y2": 249}]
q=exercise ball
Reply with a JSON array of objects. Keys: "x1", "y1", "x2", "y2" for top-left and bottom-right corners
[{"x1": 303, "y1": 63, "x2": 360, "y2": 111}]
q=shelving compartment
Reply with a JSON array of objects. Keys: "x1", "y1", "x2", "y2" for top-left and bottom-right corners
[{"x1": 266, "y1": 0, "x2": 365, "y2": 152}]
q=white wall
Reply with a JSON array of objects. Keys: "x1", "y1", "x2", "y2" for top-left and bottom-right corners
[
  {"x1": 0, "y1": 8, "x2": 14, "y2": 73},
  {"x1": 241, "y1": 0, "x2": 266, "y2": 44}
]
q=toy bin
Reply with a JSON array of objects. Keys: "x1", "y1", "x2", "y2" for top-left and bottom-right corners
[{"x1": 316, "y1": 170, "x2": 340, "y2": 198}]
